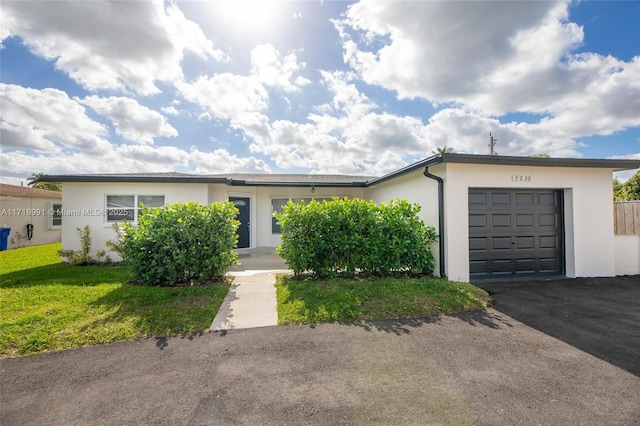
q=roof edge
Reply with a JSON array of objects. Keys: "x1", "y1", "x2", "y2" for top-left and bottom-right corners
[
  {"x1": 439, "y1": 153, "x2": 640, "y2": 171},
  {"x1": 41, "y1": 175, "x2": 368, "y2": 187},
  {"x1": 365, "y1": 153, "x2": 640, "y2": 186},
  {"x1": 41, "y1": 154, "x2": 640, "y2": 186}
]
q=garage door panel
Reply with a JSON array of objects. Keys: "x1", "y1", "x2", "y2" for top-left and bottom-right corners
[
  {"x1": 538, "y1": 192, "x2": 557, "y2": 206},
  {"x1": 469, "y1": 188, "x2": 564, "y2": 281},
  {"x1": 516, "y1": 214, "x2": 534, "y2": 226},
  {"x1": 468, "y1": 192, "x2": 487, "y2": 206},
  {"x1": 469, "y1": 214, "x2": 487, "y2": 228},
  {"x1": 469, "y1": 260, "x2": 488, "y2": 273},
  {"x1": 539, "y1": 235, "x2": 559, "y2": 249},
  {"x1": 491, "y1": 193, "x2": 510, "y2": 205},
  {"x1": 539, "y1": 213, "x2": 557, "y2": 227},
  {"x1": 491, "y1": 214, "x2": 511, "y2": 227},
  {"x1": 492, "y1": 237, "x2": 511, "y2": 250},
  {"x1": 515, "y1": 192, "x2": 534, "y2": 206},
  {"x1": 491, "y1": 259, "x2": 512, "y2": 272},
  {"x1": 469, "y1": 237, "x2": 487, "y2": 251},
  {"x1": 539, "y1": 258, "x2": 560, "y2": 272},
  {"x1": 514, "y1": 258, "x2": 536, "y2": 273},
  {"x1": 515, "y1": 236, "x2": 535, "y2": 249}
]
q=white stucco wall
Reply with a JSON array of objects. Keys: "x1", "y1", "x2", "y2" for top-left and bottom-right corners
[
  {"x1": 365, "y1": 168, "x2": 441, "y2": 276},
  {"x1": 442, "y1": 163, "x2": 617, "y2": 282},
  {"x1": 614, "y1": 235, "x2": 640, "y2": 275},
  {"x1": 0, "y1": 195, "x2": 62, "y2": 249},
  {"x1": 61, "y1": 182, "x2": 208, "y2": 259}
]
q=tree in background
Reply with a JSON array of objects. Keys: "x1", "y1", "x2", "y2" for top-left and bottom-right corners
[
  {"x1": 433, "y1": 147, "x2": 455, "y2": 154},
  {"x1": 27, "y1": 172, "x2": 62, "y2": 191},
  {"x1": 614, "y1": 170, "x2": 640, "y2": 201}
]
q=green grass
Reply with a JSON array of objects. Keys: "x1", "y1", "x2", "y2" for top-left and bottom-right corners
[
  {"x1": 276, "y1": 274, "x2": 490, "y2": 324},
  {"x1": 0, "y1": 243, "x2": 230, "y2": 357}
]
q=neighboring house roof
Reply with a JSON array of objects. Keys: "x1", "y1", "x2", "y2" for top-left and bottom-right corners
[
  {"x1": 0, "y1": 183, "x2": 62, "y2": 199},
  {"x1": 41, "y1": 154, "x2": 640, "y2": 187}
]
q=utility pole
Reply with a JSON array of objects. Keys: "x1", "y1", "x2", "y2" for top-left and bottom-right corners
[{"x1": 489, "y1": 132, "x2": 497, "y2": 156}]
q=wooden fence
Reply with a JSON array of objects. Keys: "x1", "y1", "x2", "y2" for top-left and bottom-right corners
[{"x1": 614, "y1": 202, "x2": 640, "y2": 235}]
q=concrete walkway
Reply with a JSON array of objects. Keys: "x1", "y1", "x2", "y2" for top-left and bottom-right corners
[{"x1": 210, "y1": 248, "x2": 289, "y2": 331}]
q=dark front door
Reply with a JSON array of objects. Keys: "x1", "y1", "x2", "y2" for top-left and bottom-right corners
[
  {"x1": 230, "y1": 197, "x2": 250, "y2": 249},
  {"x1": 468, "y1": 189, "x2": 564, "y2": 281}
]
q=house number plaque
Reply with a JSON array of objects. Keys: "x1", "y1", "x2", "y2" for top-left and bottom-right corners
[{"x1": 511, "y1": 175, "x2": 532, "y2": 182}]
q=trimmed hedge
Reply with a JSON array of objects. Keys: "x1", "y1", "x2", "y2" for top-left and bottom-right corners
[
  {"x1": 276, "y1": 198, "x2": 437, "y2": 278},
  {"x1": 120, "y1": 201, "x2": 239, "y2": 286}
]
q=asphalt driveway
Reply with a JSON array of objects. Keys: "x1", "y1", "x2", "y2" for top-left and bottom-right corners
[
  {"x1": 2, "y1": 302, "x2": 639, "y2": 425},
  {"x1": 478, "y1": 274, "x2": 640, "y2": 377}
]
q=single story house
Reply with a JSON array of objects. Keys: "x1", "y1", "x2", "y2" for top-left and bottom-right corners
[
  {"x1": 0, "y1": 183, "x2": 63, "y2": 250},
  {"x1": 43, "y1": 153, "x2": 640, "y2": 282}
]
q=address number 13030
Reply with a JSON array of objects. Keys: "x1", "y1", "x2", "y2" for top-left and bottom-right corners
[{"x1": 511, "y1": 175, "x2": 532, "y2": 182}]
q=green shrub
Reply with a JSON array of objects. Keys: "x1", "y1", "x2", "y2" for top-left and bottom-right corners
[
  {"x1": 105, "y1": 222, "x2": 125, "y2": 256},
  {"x1": 276, "y1": 198, "x2": 437, "y2": 278},
  {"x1": 120, "y1": 201, "x2": 239, "y2": 286},
  {"x1": 58, "y1": 225, "x2": 94, "y2": 265}
]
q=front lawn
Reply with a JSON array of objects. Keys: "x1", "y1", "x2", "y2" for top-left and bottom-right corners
[
  {"x1": 0, "y1": 243, "x2": 230, "y2": 357},
  {"x1": 276, "y1": 275, "x2": 489, "y2": 324}
]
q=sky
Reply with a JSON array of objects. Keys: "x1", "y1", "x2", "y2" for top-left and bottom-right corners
[{"x1": 1, "y1": 0, "x2": 639, "y2": 185}]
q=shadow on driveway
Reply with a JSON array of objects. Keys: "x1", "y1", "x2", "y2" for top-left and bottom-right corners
[{"x1": 477, "y1": 275, "x2": 640, "y2": 377}]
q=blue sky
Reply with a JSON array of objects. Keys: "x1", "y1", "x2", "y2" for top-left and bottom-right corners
[{"x1": 1, "y1": 0, "x2": 639, "y2": 185}]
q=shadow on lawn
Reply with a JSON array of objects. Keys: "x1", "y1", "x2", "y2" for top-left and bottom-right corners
[
  {"x1": 0, "y1": 263, "x2": 130, "y2": 288},
  {"x1": 83, "y1": 282, "x2": 229, "y2": 340},
  {"x1": 338, "y1": 308, "x2": 513, "y2": 336}
]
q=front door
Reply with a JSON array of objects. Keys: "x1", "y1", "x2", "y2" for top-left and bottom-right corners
[{"x1": 230, "y1": 197, "x2": 250, "y2": 248}]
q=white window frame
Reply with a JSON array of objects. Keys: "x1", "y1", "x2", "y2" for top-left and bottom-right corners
[
  {"x1": 48, "y1": 202, "x2": 63, "y2": 229},
  {"x1": 105, "y1": 195, "x2": 165, "y2": 223}
]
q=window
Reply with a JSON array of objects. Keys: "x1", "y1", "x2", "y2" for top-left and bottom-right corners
[
  {"x1": 271, "y1": 197, "x2": 331, "y2": 234},
  {"x1": 106, "y1": 195, "x2": 164, "y2": 223},
  {"x1": 48, "y1": 202, "x2": 62, "y2": 229}
]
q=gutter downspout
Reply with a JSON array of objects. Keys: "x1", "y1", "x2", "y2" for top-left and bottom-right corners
[{"x1": 423, "y1": 164, "x2": 446, "y2": 279}]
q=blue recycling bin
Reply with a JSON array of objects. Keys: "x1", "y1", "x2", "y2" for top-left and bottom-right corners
[{"x1": 0, "y1": 227, "x2": 10, "y2": 251}]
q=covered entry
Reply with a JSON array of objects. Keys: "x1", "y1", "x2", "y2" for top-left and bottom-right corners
[{"x1": 468, "y1": 188, "x2": 564, "y2": 281}]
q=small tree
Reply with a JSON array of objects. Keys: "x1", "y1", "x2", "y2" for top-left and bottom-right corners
[
  {"x1": 27, "y1": 172, "x2": 62, "y2": 191},
  {"x1": 58, "y1": 225, "x2": 93, "y2": 265},
  {"x1": 433, "y1": 147, "x2": 455, "y2": 154},
  {"x1": 120, "y1": 201, "x2": 239, "y2": 286}
]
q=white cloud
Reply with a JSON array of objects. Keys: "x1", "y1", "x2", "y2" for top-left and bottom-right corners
[
  {"x1": 0, "y1": 84, "x2": 111, "y2": 154},
  {"x1": 250, "y1": 44, "x2": 311, "y2": 92},
  {"x1": 1, "y1": 145, "x2": 271, "y2": 182},
  {"x1": 190, "y1": 148, "x2": 272, "y2": 174},
  {"x1": 237, "y1": 72, "x2": 585, "y2": 174},
  {"x1": 161, "y1": 106, "x2": 180, "y2": 116},
  {"x1": 177, "y1": 45, "x2": 310, "y2": 126},
  {"x1": 1, "y1": 1, "x2": 224, "y2": 94},
  {"x1": 241, "y1": 72, "x2": 433, "y2": 174},
  {"x1": 336, "y1": 1, "x2": 555, "y2": 103},
  {"x1": 177, "y1": 74, "x2": 268, "y2": 122},
  {"x1": 337, "y1": 1, "x2": 640, "y2": 140},
  {"x1": 80, "y1": 96, "x2": 178, "y2": 144},
  {"x1": 421, "y1": 109, "x2": 581, "y2": 157}
]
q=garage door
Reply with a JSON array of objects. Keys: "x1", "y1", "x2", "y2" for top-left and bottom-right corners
[{"x1": 468, "y1": 189, "x2": 564, "y2": 281}]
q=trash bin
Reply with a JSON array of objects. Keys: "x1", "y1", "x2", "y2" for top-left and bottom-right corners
[{"x1": 0, "y1": 227, "x2": 10, "y2": 251}]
